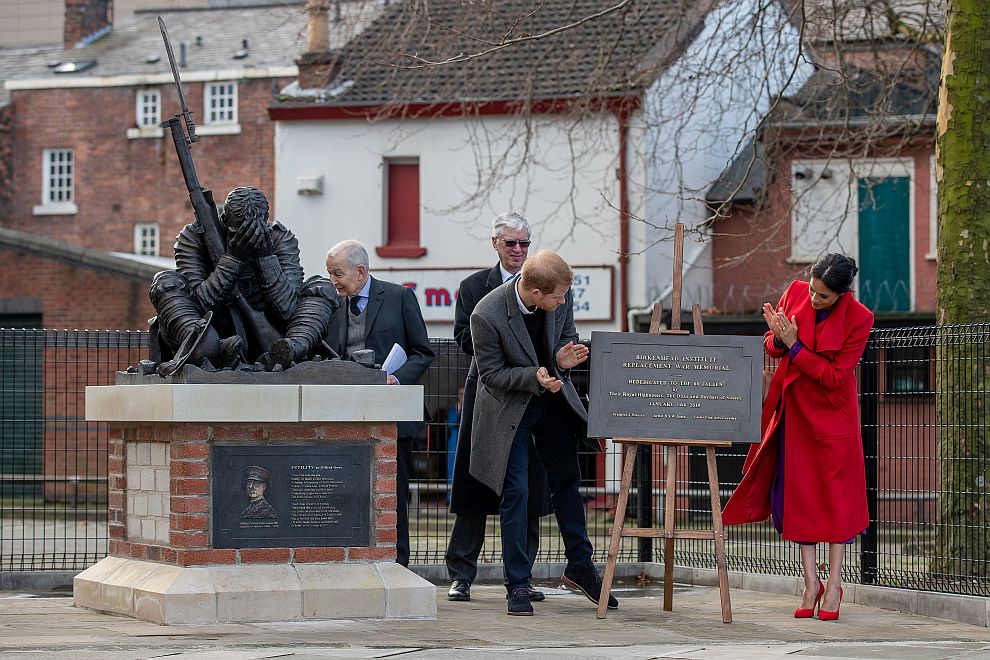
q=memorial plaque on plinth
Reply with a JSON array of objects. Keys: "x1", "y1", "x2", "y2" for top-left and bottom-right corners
[
  {"x1": 587, "y1": 332, "x2": 763, "y2": 443},
  {"x1": 212, "y1": 445, "x2": 371, "y2": 548}
]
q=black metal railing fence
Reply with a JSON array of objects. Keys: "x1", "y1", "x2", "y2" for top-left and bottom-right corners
[
  {"x1": 1, "y1": 324, "x2": 987, "y2": 597},
  {"x1": 0, "y1": 329, "x2": 147, "y2": 570}
]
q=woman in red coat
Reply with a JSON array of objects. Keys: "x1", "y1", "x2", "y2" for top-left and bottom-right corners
[{"x1": 722, "y1": 254, "x2": 874, "y2": 621}]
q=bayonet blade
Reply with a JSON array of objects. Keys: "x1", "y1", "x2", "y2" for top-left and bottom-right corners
[{"x1": 159, "y1": 17, "x2": 198, "y2": 143}]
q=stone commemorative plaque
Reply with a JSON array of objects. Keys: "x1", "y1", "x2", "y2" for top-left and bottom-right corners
[
  {"x1": 587, "y1": 332, "x2": 763, "y2": 443},
  {"x1": 212, "y1": 444, "x2": 371, "y2": 548}
]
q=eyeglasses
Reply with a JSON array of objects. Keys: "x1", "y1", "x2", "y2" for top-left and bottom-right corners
[{"x1": 501, "y1": 239, "x2": 532, "y2": 248}]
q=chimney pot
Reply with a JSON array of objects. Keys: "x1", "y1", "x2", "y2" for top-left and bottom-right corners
[{"x1": 305, "y1": 0, "x2": 331, "y2": 53}]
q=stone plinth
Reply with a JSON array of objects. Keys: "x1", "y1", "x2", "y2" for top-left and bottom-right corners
[{"x1": 77, "y1": 384, "x2": 436, "y2": 624}]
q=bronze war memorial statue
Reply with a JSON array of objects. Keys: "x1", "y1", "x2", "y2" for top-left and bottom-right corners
[
  {"x1": 148, "y1": 184, "x2": 338, "y2": 375},
  {"x1": 132, "y1": 19, "x2": 380, "y2": 385},
  {"x1": 75, "y1": 18, "x2": 433, "y2": 626}
]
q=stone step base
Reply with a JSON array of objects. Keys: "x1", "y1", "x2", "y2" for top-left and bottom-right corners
[{"x1": 74, "y1": 557, "x2": 436, "y2": 624}]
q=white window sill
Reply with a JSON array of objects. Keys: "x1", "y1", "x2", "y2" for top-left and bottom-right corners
[
  {"x1": 127, "y1": 126, "x2": 164, "y2": 139},
  {"x1": 198, "y1": 123, "x2": 241, "y2": 136},
  {"x1": 925, "y1": 253, "x2": 937, "y2": 261},
  {"x1": 33, "y1": 202, "x2": 78, "y2": 216},
  {"x1": 785, "y1": 255, "x2": 815, "y2": 265}
]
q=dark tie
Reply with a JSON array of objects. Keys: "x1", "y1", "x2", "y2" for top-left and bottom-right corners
[{"x1": 349, "y1": 296, "x2": 361, "y2": 316}]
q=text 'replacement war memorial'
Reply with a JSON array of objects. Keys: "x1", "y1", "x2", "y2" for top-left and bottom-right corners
[
  {"x1": 74, "y1": 19, "x2": 435, "y2": 624},
  {"x1": 587, "y1": 333, "x2": 764, "y2": 444}
]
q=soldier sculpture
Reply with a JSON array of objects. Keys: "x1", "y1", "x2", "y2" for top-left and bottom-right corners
[
  {"x1": 149, "y1": 19, "x2": 335, "y2": 376},
  {"x1": 150, "y1": 186, "x2": 336, "y2": 375}
]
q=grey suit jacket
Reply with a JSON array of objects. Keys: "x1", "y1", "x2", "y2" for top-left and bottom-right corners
[
  {"x1": 468, "y1": 279, "x2": 587, "y2": 494},
  {"x1": 325, "y1": 276, "x2": 435, "y2": 438}
]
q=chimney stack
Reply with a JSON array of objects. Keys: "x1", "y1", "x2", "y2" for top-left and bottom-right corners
[
  {"x1": 64, "y1": 0, "x2": 112, "y2": 50},
  {"x1": 297, "y1": 0, "x2": 339, "y2": 89},
  {"x1": 306, "y1": 0, "x2": 331, "y2": 53}
]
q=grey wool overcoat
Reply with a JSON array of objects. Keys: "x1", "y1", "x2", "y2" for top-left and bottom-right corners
[{"x1": 468, "y1": 279, "x2": 589, "y2": 495}]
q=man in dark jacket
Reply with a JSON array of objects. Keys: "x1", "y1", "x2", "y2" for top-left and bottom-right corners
[
  {"x1": 324, "y1": 239, "x2": 435, "y2": 566},
  {"x1": 445, "y1": 212, "x2": 551, "y2": 603}
]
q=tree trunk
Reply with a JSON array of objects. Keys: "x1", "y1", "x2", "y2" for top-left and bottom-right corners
[{"x1": 933, "y1": 0, "x2": 990, "y2": 585}]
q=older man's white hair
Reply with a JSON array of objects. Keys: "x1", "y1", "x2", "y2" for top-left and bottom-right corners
[
  {"x1": 327, "y1": 240, "x2": 370, "y2": 269},
  {"x1": 491, "y1": 211, "x2": 531, "y2": 239}
]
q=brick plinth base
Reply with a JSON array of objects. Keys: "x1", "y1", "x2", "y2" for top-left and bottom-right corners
[
  {"x1": 80, "y1": 383, "x2": 434, "y2": 622},
  {"x1": 106, "y1": 421, "x2": 398, "y2": 567}
]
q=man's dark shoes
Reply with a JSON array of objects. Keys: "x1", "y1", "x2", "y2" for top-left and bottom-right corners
[
  {"x1": 504, "y1": 585, "x2": 546, "y2": 601},
  {"x1": 561, "y1": 567, "x2": 618, "y2": 610},
  {"x1": 507, "y1": 587, "x2": 534, "y2": 616},
  {"x1": 527, "y1": 585, "x2": 546, "y2": 602},
  {"x1": 447, "y1": 579, "x2": 471, "y2": 601}
]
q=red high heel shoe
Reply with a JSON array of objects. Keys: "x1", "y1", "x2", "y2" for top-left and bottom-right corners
[
  {"x1": 794, "y1": 580, "x2": 824, "y2": 618},
  {"x1": 818, "y1": 587, "x2": 843, "y2": 621}
]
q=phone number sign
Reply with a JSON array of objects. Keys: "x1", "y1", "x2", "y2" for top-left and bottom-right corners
[{"x1": 377, "y1": 265, "x2": 614, "y2": 323}]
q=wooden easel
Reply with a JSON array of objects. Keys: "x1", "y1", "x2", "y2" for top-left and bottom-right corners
[{"x1": 596, "y1": 223, "x2": 732, "y2": 622}]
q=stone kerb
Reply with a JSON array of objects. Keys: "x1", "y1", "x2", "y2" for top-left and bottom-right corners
[{"x1": 78, "y1": 383, "x2": 435, "y2": 623}]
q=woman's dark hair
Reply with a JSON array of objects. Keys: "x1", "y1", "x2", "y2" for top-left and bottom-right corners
[{"x1": 810, "y1": 253, "x2": 858, "y2": 293}]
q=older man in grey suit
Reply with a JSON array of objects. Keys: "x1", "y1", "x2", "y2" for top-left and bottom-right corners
[
  {"x1": 324, "y1": 239, "x2": 435, "y2": 567},
  {"x1": 469, "y1": 249, "x2": 617, "y2": 616}
]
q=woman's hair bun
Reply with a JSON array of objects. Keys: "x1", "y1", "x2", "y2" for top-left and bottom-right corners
[{"x1": 810, "y1": 253, "x2": 857, "y2": 293}]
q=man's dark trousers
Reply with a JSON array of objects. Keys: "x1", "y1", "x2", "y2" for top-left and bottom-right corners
[
  {"x1": 445, "y1": 504, "x2": 540, "y2": 582},
  {"x1": 501, "y1": 394, "x2": 594, "y2": 590}
]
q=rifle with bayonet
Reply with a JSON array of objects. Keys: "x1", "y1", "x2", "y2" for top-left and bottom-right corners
[{"x1": 158, "y1": 17, "x2": 282, "y2": 361}]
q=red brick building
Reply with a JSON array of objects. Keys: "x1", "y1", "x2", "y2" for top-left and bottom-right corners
[
  {"x1": 706, "y1": 43, "x2": 940, "y2": 322},
  {"x1": 0, "y1": 0, "x2": 377, "y2": 328},
  {"x1": 1, "y1": 4, "x2": 308, "y2": 263}
]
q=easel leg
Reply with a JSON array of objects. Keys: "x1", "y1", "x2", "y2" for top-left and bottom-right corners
[
  {"x1": 598, "y1": 442, "x2": 637, "y2": 619},
  {"x1": 663, "y1": 445, "x2": 677, "y2": 611},
  {"x1": 706, "y1": 445, "x2": 732, "y2": 623}
]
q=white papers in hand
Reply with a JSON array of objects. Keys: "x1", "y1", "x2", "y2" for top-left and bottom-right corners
[{"x1": 381, "y1": 343, "x2": 407, "y2": 375}]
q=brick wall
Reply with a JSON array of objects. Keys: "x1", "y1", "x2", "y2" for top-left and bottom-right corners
[
  {"x1": 711, "y1": 139, "x2": 937, "y2": 314},
  {"x1": 0, "y1": 248, "x2": 153, "y2": 504},
  {"x1": 0, "y1": 247, "x2": 153, "y2": 329},
  {"x1": 108, "y1": 421, "x2": 398, "y2": 567},
  {"x1": 6, "y1": 78, "x2": 282, "y2": 257},
  {"x1": 0, "y1": 105, "x2": 12, "y2": 222}
]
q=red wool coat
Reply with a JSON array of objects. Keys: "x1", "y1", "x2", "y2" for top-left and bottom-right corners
[{"x1": 722, "y1": 280, "x2": 874, "y2": 542}]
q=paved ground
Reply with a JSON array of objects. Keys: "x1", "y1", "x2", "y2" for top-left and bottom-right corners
[{"x1": 2, "y1": 580, "x2": 990, "y2": 659}]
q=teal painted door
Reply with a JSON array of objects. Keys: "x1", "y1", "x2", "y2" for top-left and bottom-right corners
[
  {"x1": 857, "y1": 176, "x2": 911, "y2": 312},
  {"x1": 0, "y1": 317, "x2": 43, "y2": 497}
]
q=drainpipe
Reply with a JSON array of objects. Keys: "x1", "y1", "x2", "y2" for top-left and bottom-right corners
[{"x1": 615, "y1": 104, "x2": 630, "y2": 331}]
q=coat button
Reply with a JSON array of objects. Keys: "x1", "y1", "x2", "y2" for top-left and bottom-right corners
[{"x1": 509, "y1": 425, "x2": 515, "y2": 430}]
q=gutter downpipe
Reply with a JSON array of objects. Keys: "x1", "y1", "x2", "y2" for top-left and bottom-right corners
[{"x1": 615, "y1": 103, "x2": 630, "y2": 331}]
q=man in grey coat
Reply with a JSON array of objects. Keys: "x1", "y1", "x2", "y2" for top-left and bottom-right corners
[
  {"x1": 445, "y1": 212, "x2": 552, "y2": 604},
  {"x1": 469, "y1": 250, "x2": 618, "y2": 616}
]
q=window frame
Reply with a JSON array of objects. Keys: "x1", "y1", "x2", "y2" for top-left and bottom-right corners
[
  {"x1": 33, "y1": 148, "x2": 77, "y2": 215},
  {"x1": 376, "y1": 157, "x2": 427, "y2": 258},
  {"x1": 133, "y1": 222, "x2": 161, "y2": 257},
  {"x1": 203, "y1": 81, "x2": 238, "y2": 125},
  {"x1": 136, "y1": 88, "x2": 161, "y2": 128},
  {"x1": 927, "y1": 153, "x2": 937, "y2": 261},
  {"x1": 879, "y1": 344, "x2": 934, "y2": 397}
]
